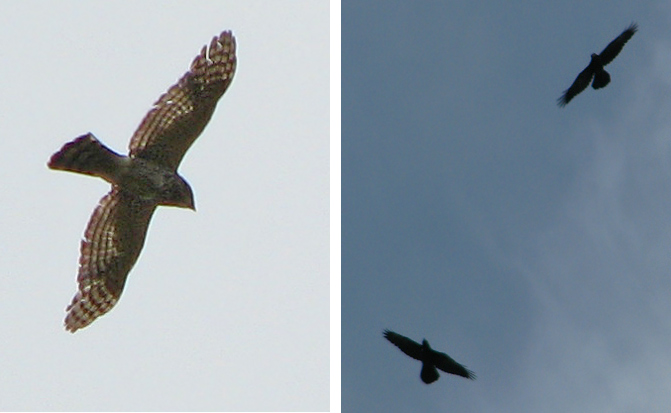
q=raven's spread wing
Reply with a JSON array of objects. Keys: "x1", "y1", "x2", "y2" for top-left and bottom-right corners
[
  {"x1": 599, "y1": 23, "x2": 637, "y2": 66},
  {"x1": 433, "y1": 350, "x2": 477, "y2": 380},
  {"x1": 383, "y1": 330, "x2": 422, "y2": 361},
  {"x1": 557, "y1": 65, "x2": 595, "y2": 107}
]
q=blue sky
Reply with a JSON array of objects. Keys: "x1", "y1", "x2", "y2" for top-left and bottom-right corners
[
  {"x1": 0, "y1": 1, "x2": 328, "y2": 410},
  {"x1": 343, "y1": 1, "x2": 671, "y2": 411}
]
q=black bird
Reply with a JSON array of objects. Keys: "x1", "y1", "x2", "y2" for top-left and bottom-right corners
[
  {"x1": 558, "y1": 23, "x2": 637, "y2": 107},
  {"x1": 383, "y1": 329, "x2": 476, "y2": 384}
]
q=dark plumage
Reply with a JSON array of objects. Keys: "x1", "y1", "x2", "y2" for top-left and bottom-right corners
[
  {"x1": 558, "y1": 23, "x2": 637, "y2": 107},
  {"x1": 383, "y1": 329, "x2": 476, "y2": 384}
]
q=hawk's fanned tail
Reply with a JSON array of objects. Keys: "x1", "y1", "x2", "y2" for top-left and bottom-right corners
[{"x1": 48, "y1": 133, "x2": 123, "y2": 181}]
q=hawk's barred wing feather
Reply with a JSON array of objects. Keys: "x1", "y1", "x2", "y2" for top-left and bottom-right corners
[
  {"x1": 129, "y1": 31, "x2": 236, "y2": 170},
  {"x1": 65, "y1": 190, "x2": 156, "y2": 332}
]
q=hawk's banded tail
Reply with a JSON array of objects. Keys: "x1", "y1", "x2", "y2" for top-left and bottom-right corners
[{"x1": 48, "y1": 133, "x2": 123, "y2": 181}]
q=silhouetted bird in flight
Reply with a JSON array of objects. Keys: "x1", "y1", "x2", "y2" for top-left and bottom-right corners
[
  {"x1": 558, "y1": 23, "x2": 637, "y2": 107},
  {"x1": 383, "y1": 329, "x2": 476, "y2": 384}
]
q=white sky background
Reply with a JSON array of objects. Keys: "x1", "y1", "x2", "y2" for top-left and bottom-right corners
[
  {"x1": 0, "y1": 1, "x2": 329, "y2": 411},
  {"x1": 343, "y1": 1, "x2": 671, "y2": 411}
]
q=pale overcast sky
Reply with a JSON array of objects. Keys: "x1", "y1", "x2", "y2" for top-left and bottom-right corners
[
  {"x1": 343, "y1": 1, "x2": 671, "y2": 411},
  {"x1": 0, "y1": 1, "x2": 329, "y2": 411}
]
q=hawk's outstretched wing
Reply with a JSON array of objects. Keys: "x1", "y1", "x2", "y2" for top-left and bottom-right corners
[
  {"x1": 433, "y1": 350, "x2": 477, "y2": 380},
  {"x1": 599, "y1": 23, "x2": 637, "y2": 66},
  {"x1": 129, "y1": 31, "x2": 237, "y2": 171},
  {"x1": 65, "y1": 189, "x2": 156, "y2": 332},
  {"x1": 383, "y1": 329, "x2": 423, "y2": 361}
]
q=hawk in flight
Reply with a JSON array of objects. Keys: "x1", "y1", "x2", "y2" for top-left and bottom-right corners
[
  {"x1": 49, "y1": 31, "x2": 237, "y2": 332},
  {"x1": 383, "y1": 329, "x2": 476, "y2": 384},
  {"x1": 557, "y1": 23, "x2": 637, "y2": 107}
]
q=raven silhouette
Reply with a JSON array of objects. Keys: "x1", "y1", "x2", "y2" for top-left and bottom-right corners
[
  {"x1": 383, "y1": 329, "x2": 476, "y2": 384},
  {"x1": 558, "y1": 23, "x2": 637, "y2": 107}
]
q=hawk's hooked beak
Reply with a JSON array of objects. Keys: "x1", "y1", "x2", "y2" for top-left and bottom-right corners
[{"x1": 185, "y1": 196, "x2": 196, "y2": 211}]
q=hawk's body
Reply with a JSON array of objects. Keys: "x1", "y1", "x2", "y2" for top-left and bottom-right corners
[{"x1": 49, "y1": 31, "x2": 236, "y2": 332}]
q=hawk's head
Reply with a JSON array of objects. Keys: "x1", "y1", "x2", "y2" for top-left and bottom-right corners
[{"x1": 162, "y1": 174, "x2": 196, "y2": 210}]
